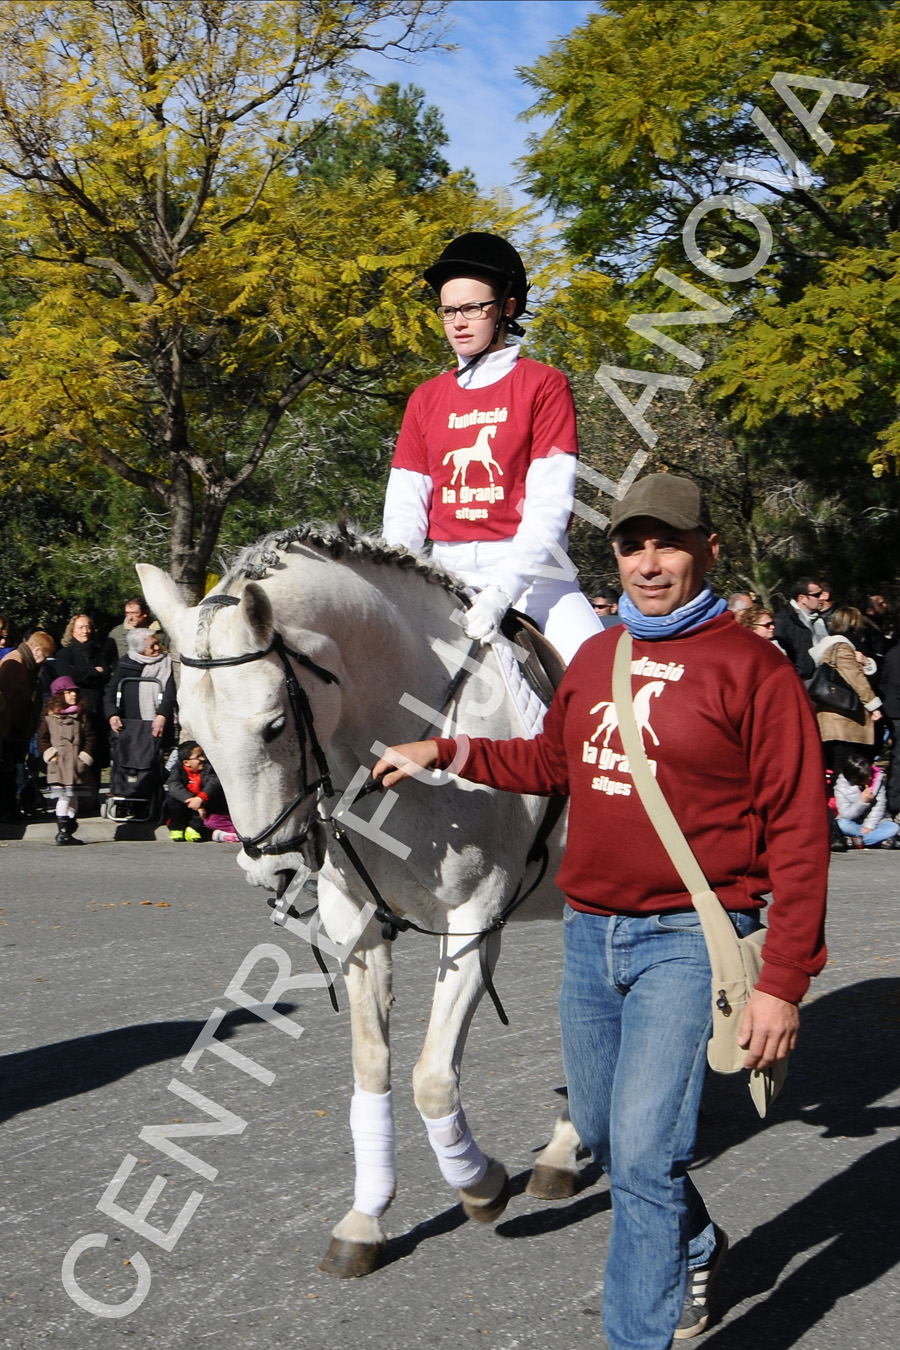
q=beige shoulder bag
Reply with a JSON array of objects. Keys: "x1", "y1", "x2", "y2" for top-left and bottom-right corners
[{"x1": 612, "y1": 630, "x2": 787, "y2": 1117}]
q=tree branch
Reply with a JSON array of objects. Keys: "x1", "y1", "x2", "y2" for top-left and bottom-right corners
[
  {"x1": 224, "y1": 357, "x2": 331, "y2": 492},
  {"x1": 84, "y1": 256, "x2": 155, "y2": 303}
]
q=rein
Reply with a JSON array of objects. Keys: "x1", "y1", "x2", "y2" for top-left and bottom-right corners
[{"x1": 183, "y1": 591, "x2": 560, "y2": 1024}]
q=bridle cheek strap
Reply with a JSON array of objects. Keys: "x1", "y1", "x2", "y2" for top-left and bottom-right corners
[{"x1": 179, "y1": 597, "x2": 338, "y2": 858}]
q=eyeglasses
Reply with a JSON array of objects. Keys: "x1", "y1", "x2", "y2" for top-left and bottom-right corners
[
  {"x1": 754, "y1": 621, "x2": 775, "y2": 630},
  {"x1": 592, "y1": 603, "x2": 613, "y2": 613},
  {"x1": 435, "y1": 301, "x2": 498, "y2": 323},
  {"x1": 805, "y1": 589, "x2": 824, "y2": 598}
]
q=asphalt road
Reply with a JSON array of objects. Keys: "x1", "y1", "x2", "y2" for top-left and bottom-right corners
[{"x1": 1, "y1": 839, "x2": 898, "y2": 1349}]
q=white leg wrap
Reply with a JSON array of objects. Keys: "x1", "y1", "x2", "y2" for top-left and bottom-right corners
[
  {"x1": 421, "y1": 1107, "x2": 488, "y2": 1189},
  {"x1": 350, "y1": 1087, "x2": 396, "y2": 1218}
]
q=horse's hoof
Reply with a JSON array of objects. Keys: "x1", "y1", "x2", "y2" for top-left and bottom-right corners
[
  {"x1": 525, "y1": 1164, "x2": 579, "y2": 1200},
  {"x1": 461, "y1": 1170, "x2": 511, "y2": 1224},
  {"x1": 318, "y1": 1237, "x2": 385, "y2": 1278}
]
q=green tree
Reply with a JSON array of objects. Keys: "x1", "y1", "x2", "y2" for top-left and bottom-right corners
[
  {"x1": 0, "y1": 0, "x2": 512, "y2": 599},
  {"x1": 521, "y1": 0, "x2": 900, "y2": 595},
  {"x1": 302, "y1": 80, "x2": 462, "y2": 190}
]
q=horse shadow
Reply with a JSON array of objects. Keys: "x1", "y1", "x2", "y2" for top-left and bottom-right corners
[
  {"x1": 381, "y1": 1163, "x2": 610, "y2": 1269},
  {"x1": 1, "y1": 1003, "x2": 298, "y2": 1123}
]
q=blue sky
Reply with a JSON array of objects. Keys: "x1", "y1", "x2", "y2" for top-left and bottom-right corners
[{"x1": 359, "y1": 1, "x2": 596, "y2": 203}]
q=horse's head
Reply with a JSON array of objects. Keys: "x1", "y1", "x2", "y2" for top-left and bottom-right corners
[{"x1": 138, "y1": 563, "x2": 343, "y2": 892}]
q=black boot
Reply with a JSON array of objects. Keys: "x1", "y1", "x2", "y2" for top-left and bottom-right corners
[{"x1": 56, "y1": 817, "x2": 85, "y2": 846}]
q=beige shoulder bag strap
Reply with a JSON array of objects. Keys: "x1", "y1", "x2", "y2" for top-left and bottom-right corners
[
  {"x1": 612, "y1": 630, "x2": 785, "y2": 1115},
  {"x1": 611, "y1": 629, "x2": 746, "y2": 987}
]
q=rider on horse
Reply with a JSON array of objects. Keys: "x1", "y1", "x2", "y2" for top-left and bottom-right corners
[{"x1": 382, "y1": 231, "x2": 601, "y2": 664}]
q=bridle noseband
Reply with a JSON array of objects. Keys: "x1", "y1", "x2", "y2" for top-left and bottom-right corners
[{"x1": 179, "y1": 594, "x2": 338, "y2": 859}]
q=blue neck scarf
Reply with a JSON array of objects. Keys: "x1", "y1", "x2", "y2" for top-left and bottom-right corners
[{"x1": 618, "y1": 583, "x2": 727, "y2": 641}]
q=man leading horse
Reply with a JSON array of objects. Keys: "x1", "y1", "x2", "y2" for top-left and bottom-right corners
[{"x1": 375, "y1": 472, "x2": 828, "y2": 1348}]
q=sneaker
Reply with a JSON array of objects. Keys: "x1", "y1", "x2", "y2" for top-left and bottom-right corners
[
  {"x1": 169, "y1": 829, "x2": 185, "y2": 841},
  {"x1": 184, "y1": 826, "x2": 203, "y2": 842},
  {"x1": 212, "y1": 829, "x2": 240, "y2": 843},
  {"x1": 674, "y1": 1226, "x2": 729, "y2": 1340}
]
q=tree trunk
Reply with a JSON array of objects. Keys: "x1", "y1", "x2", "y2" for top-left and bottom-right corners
[{"x1": 166, "y1": 469, "x2": 231, "y2": 602}]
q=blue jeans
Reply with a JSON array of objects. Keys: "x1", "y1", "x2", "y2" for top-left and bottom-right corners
[
  {"x1": 559, "y1": 906, "x2": 761, "y2": 1350},
  {"x1": 836, "y1": 817, "x2": 899, "y2": 846}
]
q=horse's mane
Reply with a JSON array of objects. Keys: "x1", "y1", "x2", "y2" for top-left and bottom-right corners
[{"x1": 222, "y1": 521, "x2": 470, "y2": 604}]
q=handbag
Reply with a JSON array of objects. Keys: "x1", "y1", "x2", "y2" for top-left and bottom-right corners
[
  {"x1": 612, "y1": 631, "x2": 788, "y2": 1117},
  {"x1": 807, "y1": 654, "x2": 861, "y2": 715}
]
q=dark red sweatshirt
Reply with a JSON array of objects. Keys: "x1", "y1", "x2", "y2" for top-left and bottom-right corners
[{"x1": 434, "y1": 615, "x2": 828, "y2": 1004}]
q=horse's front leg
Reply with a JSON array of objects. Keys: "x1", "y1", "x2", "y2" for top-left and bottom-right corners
[
  {"x1": 319, "y1": 921, "x2": 394, "y2": 1279},
  {"x1": 412, "y1": 928, "x2": 510, "y2": 1224}
]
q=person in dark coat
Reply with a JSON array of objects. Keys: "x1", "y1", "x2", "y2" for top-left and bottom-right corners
[
  {"x1": 0, "y1": 631, "x2": 56, "y2": 820},
  {"x1": 104, "y1": 627, "x2": 176, "y2": 738},
  {"x1": 880, "y1": 640, "x2": 900, "y2": 819},
  {"x1": 55, "y1": 614, "x2": 112, "y2": 767},
  {"x1": 164, "y1": 741, "x2": 234, "y2": 841},
  {"x1": 772, "y1": 577, "x2": 828, "y2": 680}
]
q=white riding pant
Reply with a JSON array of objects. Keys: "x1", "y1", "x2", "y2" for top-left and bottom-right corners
[{"x1": 432, "y1": 538, "x2": 602, "y2": 665}]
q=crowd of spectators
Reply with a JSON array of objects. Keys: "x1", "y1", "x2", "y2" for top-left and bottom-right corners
[
  {"x1": 0, "y1": 596, "x2": 237, "y2": 844},
  {"x1": 3, "y1": 577, "x2": 898, "y2": 851},
  {"x1": 589, "y1": 579, "x2": 899, "y2": 850},
  {"x1": 731, "y1": 579, "x2": 900, "y2": 849}
]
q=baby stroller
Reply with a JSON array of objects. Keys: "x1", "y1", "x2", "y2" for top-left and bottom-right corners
[{"x1": 106, "y1": 677, "x2": 166, "y2": 823}]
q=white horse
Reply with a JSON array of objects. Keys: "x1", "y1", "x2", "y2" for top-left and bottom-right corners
[
  {"x1": 139, "y1": 525, "x2": 579, "y2": 1277},
  {"x1": 443, "y1": 425, "x2": 504, "y2": 487}
]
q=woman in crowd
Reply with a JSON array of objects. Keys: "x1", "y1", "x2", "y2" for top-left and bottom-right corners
[
  {"x1": 55, "y1": 613, "x2": 112, "y2": 768},
  {"x1": 104, "y1": 627, "x2": 176, "y2": 742},
  {"x1": 809, "y1": 605, "x2": 883, "y2": 774},
  {"x1": 734, "y1": 603, "x2": 779, "y2": 643}
]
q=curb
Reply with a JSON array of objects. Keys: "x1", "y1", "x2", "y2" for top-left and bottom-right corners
[{"x1": 0, "y1": 817, "x2": 174, "y2": 843}]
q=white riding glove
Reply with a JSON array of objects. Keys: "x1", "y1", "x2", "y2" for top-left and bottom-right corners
[{"x1": 464, "y1": 585, "x2": 512, "y2": 645}]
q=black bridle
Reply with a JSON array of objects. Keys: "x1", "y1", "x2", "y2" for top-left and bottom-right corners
[{"x1": 179, "y1": 594, "x2": 338, "y2": 859}]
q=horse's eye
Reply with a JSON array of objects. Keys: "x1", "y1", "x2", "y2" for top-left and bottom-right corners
[{"x1": 262, "y1": 715, "x2": 286, "y2": 743}]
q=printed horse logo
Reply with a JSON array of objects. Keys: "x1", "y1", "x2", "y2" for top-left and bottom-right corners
[
  {"x1": 443, "y1": 425, "x2": 504, "y2": 487},
  {"x1": 589, "y1": 680, "x2": 666, "y2": 749}
]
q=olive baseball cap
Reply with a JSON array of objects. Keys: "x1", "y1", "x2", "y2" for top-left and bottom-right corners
[{"x1": 609, "y1": 473, "x2": 714, "y2": 535}]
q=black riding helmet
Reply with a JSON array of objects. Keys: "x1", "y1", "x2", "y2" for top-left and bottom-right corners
[{"x1": 424, "y1": 232, "x2": 528, "y2": 377}]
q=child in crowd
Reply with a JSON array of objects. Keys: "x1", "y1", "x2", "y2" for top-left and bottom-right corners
[
  {"x1": 164, "y1": 741, "x2": 238, "y2": 842},
  {"x1": 833, "y1": 752, "x2": 900, "y2": 849},
  {"x1": 36, "y1": 675, "x2": 95, "y2": 846}
]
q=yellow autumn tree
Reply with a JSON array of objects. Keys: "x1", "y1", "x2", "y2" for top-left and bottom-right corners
[{"x1": 0, "y1": 1, "x2": 517, "y2": 596}]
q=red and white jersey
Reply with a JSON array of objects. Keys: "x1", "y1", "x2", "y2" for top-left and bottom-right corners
[{"x1": 391, "y1": 357, "x2": 578, "y2": 542}]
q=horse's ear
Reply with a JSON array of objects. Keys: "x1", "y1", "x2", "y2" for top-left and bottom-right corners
[
  {"x1": 137, "y1": 564, "x2": 188, "y2": 637},
  {"x1": 242, "y1": 582, "x2": 273, "y2": 648}
]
